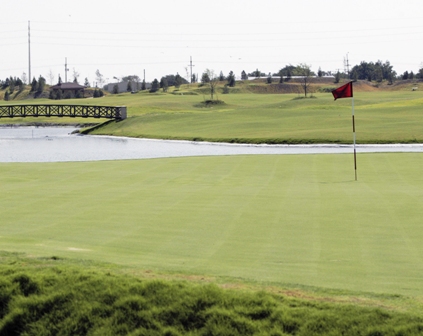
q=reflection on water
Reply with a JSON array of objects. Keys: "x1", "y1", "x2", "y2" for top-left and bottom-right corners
[{"x1": 0, "y1": 127, "x2": 422, "y2": 163}]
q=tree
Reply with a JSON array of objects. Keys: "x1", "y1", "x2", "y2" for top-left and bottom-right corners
[
  {"x1": 191, "y1": 74, "x2": 197, "y2": 83},
  {"x1": 16, "y1": 78, "x2": 24, "y2": 92},
  {"x1": 201, "y1": 72, "x2": 210, "y2": 84},
  {"x1": 150, "y1": 78, "x2": 159, "y2": 92},
  {"x1": 9, "y1": 77, "x2": 15, "y2": 92},
  {"x1": 204, "y1": 69, "x2": 218, "y2": 100},
  {"x1": 296, "y1": 63, "x2": 312, "y2": 97},
  {"x1": 95, "y1": 69, "x2": 105, "y2": 88},
  {"x1": 219, "y1": 71, "x2": 225, "y2": 81},
  {"x1": 402, "y1": 71, "x2": 409, "y2": 80},
  {"x1": 241, "y1": 70, "x2": 248, "y2": 80},
  {"x1": 160, "y1": 77, "x2": 168, "y2": 92},
  {"x1": 30, "y1": 77, "x2": 38, "y2": 92},
  {"x1": 174, "y1": 73, "x2": 182, "y2": 88},
  {"x1": 4, "y1": 90, "x2": 10, "y2": 101},
  {"x1": 112, "y1": 84, "x2": 119, "y2": 94},
  {"x1": 266, "y1": 73, "x2": 272, "y2": 84},
  {"x1": 84, "y1": 78, "x2": 90, "y2": 87},
  {"x1": 317, "y1": 67, "x2": 323, "y2": 77},
  {"x1": 227, "y1": 71, "x2": 235, "y2": 87},
  {"x1": 37, "y1": 76, "x2": 46, "y2": 94},
  {"x1": 48, "y1": 70, "x2": 55, "y2": 85},
  {"x1": 334, "y1": 71, "x2": 341, "y2": 84},
  {"x1": 276, "y1": 65, "x2": 295, "y2": 80},
  {"x1": 141, "y1": 79, "x2": 146, "y2": 90},
  {"x1": 127, "y1": 81, "x2": 132, "y2": 92}
]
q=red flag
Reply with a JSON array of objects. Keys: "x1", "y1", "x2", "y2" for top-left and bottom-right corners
[{"x1": 332, "y1": 81, "x2": 353, "y2": 100}]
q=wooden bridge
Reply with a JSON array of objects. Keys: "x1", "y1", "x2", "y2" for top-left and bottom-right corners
[{"x1": 0, "y1": 105, "x2": 127, "y2": 120}]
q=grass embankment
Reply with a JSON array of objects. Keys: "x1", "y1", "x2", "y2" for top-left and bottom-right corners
[
  {"x1": 2, "y1": 81, "x2": 423, "y2": 143},
  {"x1": 85, "y1": 89, "x2": 423, "y2": 144},
  {"x1": 2, "y1": 252, "x2": 423, "y2": 335}
]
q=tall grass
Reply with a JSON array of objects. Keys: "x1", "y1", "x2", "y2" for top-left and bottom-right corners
[{"x1": 1, "y1": 254, "x2": 423, "y2": 335}]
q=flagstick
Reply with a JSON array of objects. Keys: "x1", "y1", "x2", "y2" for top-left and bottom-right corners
[{"x1": 352, "y1": 97, "x2": 357, "y2": 181}]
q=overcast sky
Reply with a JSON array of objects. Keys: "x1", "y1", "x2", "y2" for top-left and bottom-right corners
[{"x1": 1, "y1": 0, "x2": 422, "y2": 85}]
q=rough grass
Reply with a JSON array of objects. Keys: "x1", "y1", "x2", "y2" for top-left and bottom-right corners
[{"x1": 1, "y1": 253, "x2": 423, "y2": 335}]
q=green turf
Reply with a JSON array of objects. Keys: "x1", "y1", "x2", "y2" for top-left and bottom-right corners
[
  {"x1": 1, "y1": 153, "x2": 423, "y2": 296},
  {"x1": 2, "y1": 89, "x2": 423, "y2": 143},
  {"x1": 87, "y1": 91, "x2": 423, "y2": 143}
]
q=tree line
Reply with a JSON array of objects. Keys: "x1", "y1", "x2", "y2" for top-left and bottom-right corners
[{"x1": 2, "y1": 60, "x2": 423, "y2": 101}]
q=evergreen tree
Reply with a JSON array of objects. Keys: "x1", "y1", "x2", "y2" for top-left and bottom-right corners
[
  {"x1": 16, "y1": 78, "x2": 24, "y2": 92},
  {"x1": 112, "y1": 84, "x2": 119, "y2": 94},
  {"x1": 4, "y1": 90, "x2": 10, "y2": 101},
  {"x1": 227, "y1": 71, "x2": 235, "y2": 87},
  {"x1": 241, "y1": 70, "x2": 248, "y2": 80},
  {"x1": 334, "y1": 71, "x2": 341, "y2": 84},
  {"x1": 150, "y1": 79, "x2": 159, "y2": 92},
  {"x1": 266, "y1": 73, "x2": 272, "y2": 84},
  {"x1": 160, "y1": 77, "x2": 168, "y2": 92},
  {"x1": 37, "y1": 76, "x2": 46, "y2": 94},
  {"x1": 219, "y1": 71, "x2": 225, "y2": 81},
  {"x1": 141, "y1": 79, "x2": 146, "y2": 90},
  {"x1": 84, "y1": 78, "x2": 90, "y2": 87},
  {"x1": 9, "y1": 77, "x2": 15, "y2": 92},
  {"x1": 201, "y1": 72, "x2": 210, "y2": 84},
  {"x1": 30, "y1": 77, "x2": 38, "y2": 92},
  {"x1": 174, "y1": 73, "x2": 182, "y2": 88},
  {"x1": 402, "y1": 71, "x2": 409, "y2": 80},
  {"x1": 191, "y1": 74, "x2": 197, "y2": 83},
  {"x1": 127, "y1": 81, "x2": 132, "y2": 92}
]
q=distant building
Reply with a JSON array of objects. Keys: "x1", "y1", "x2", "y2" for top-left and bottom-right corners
[{"x1": 50, "y1": 82, "x2": 85, "y2": 97}]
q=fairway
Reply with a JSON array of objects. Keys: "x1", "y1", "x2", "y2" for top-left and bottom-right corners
[{"x1": 1, "y1": 153, "x2": 423, "y2": 296}]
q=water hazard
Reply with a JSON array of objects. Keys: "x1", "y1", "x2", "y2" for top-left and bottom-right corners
[{"x1": 1, "y1": 126, "x2": 422, "y2": 163}]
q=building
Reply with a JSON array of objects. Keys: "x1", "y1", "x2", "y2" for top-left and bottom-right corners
[{"x1": 50, "y1": 82, "x2": 85, "y2": 98}]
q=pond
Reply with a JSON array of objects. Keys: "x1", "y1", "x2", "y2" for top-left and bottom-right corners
[{"x1": 1, "y1": 126, "x2": 422, "y2": 163}]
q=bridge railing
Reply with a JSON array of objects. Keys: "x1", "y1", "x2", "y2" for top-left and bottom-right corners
[{"x1": 0, "y1": 105, "x2": 127, "y2": 120}]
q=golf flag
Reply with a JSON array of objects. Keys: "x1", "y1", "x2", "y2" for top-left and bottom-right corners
[
  {"x1": 332, "y1": 81, "x2": 358, "y2": 180},
  {"x1": 332, "y1": 81, "x2": 353, "y2": 100}
]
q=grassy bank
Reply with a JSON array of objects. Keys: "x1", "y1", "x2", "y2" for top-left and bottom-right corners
[
  {"x1": 86, "y1": 90, "x2": 423, "y2": 144},
  {"x1": 2, "y1": 83, "x2": 423, "y2": 144},
  {"x1": 2, "y1": 252, "x2": 423, "y2": 335}
]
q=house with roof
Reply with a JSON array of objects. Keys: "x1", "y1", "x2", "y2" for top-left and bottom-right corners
[{"x1": 50, "y1": 82, "x2": 85, "y2": 98}]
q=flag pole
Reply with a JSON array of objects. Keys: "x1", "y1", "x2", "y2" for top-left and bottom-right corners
[
  {"x1": 352, "y1": 97, "x2": 357, "y2": 181},
  {"x1": 331, "y1": 81, "x2": 356, "y2": 181}
]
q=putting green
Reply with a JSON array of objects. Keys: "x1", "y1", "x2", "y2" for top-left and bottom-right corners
[{"x1": 1, "y1": 153, "x2": 423, "y2": 295}]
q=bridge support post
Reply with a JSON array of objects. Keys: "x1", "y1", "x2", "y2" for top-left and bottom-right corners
[{"x1": 118, "y1": 106, "x2": 127, "y2": 120}]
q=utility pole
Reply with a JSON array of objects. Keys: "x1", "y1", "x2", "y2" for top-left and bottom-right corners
[
  {"x1": 344, "y1": 53, "x2": 350, "y2": 76},
  {"x1": 188, "y1": 56, "x2": 195, "y2": 83},
  {"x1": 28, "y1": 21, "x2": 31, "y2": 83},
  {"x1": 64, "y1": 58, "x2": 69, "y2": 82}
]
